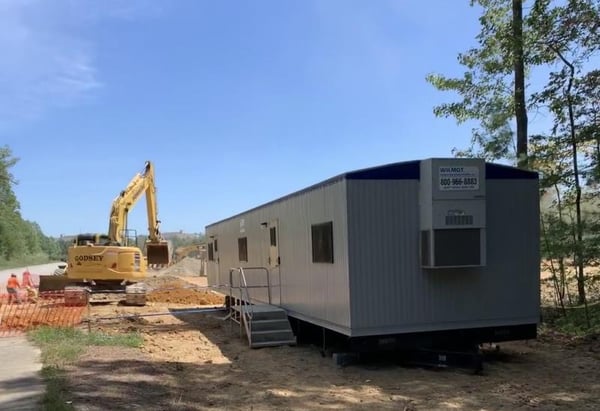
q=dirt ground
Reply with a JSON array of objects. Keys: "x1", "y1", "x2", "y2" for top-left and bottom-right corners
[{"x1": 58, "y1": 258, "x2": 600, "y2": 411}]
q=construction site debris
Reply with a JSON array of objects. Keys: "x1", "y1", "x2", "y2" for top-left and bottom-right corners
[
  {"x1": 143, "y1": 276, "x2": 189, "y2": 289},
  {"x1": 146, "y1": 286, "x2": 224, "y2": 305}
]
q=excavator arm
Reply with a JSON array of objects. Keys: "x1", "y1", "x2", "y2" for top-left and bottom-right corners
[{"x1": 108, "y1": 161, "x2": 170, "y2": 264}]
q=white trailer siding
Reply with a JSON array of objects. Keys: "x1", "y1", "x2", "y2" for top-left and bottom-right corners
[
  {"x1": 346, "y1": 177, "x2": 539, "y2": 337},
  {"x1": 206, "y1": 179, "x2": 353, "y2": 334},
  {"x1": 345, "y1": 179, "x2": 423, "y2": 335},
  {"x1": 206, "y1": 159, "x2": 540, "y2": 339}
]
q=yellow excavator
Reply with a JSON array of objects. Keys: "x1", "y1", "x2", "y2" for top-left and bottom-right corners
[{"x1": 39, "y1": 161, "x2": 171, "y2": 292}]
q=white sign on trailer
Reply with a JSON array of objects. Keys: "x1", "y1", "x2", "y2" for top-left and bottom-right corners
[{"x1": 438, "y1": 166, "x2": 480, "y2": 191}]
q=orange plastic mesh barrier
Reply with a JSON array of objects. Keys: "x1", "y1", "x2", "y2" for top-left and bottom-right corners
[{"x1": 0, "y1": 291, "x2": 86, "y2": 337}]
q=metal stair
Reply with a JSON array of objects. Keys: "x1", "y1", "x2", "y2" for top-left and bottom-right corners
[
  {"x1": 228, "y1": 267, "x2": 296, "y2": 348},
  {"x1": 231, "y1": 303, "x2": 296, "y2": 348}
]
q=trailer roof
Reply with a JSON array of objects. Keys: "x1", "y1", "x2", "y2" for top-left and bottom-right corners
[{"x1": 206, "y1": 159, "x2": 538, "y2": 228}]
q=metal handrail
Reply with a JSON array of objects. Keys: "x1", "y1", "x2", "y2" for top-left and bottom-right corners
[
  {"x1": 229, "y1": 268, "x2": 252, "y2": 343},
  {"x1": 228, "y1": 266, "x2": 272, "y2": 346}
]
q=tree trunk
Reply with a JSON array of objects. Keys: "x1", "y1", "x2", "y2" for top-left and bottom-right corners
[
  {"x1": 513, "y1": 0, "x2": 528, "y2": 168},
  {"x1": 554, "y1": 184, "x2": 568, "y2": 308},
  {"x1": 557, "y1": 52, "x2": 587, "y2": 307},
  {"x1": 540, "y1": 215, "x2": 566, "y2": 315}
]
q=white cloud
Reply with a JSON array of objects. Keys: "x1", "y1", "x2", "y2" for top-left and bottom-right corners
[{"x1": 0, "y1": 0, "x2": 162, "y2": 127}]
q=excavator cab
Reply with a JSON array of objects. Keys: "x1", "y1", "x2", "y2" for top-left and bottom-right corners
[{"x1": 74, "y1": 233, "x2": 112, "y2": 246}]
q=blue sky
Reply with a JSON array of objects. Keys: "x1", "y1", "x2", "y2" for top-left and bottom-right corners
[{"x1": 2, "y1": 0, "x2": 495, "y2": 237}]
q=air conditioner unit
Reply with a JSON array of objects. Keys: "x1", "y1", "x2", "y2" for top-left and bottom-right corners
[{"x1": 419, "y1": 159, "x2": 486, "y2": 268}]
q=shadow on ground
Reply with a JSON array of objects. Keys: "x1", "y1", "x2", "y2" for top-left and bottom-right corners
[{"x1": 65, "y1": 310, "x2": 600, "y2": 411}]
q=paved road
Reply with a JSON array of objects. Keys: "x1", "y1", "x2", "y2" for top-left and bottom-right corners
[
  {"x1": 0, "y1": 337, "x2": 44, "y2": 410},
  {"x1": 0, "y1": 262, "x2": 62, "y2": 288},
  {"x1": 0, "y1": 264, "x2": 60, "y2": 409}
]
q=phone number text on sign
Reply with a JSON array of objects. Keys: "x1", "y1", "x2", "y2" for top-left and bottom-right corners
[{"x1": 439, "y1": 166, "x2": 480, "y2": 191}]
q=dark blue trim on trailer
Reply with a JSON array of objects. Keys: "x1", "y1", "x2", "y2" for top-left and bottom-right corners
[
  {"x1": 346, "y1": 160, "x2": 420, "y2": 180},
  {"x1": 206, "y1": 159, "x2": 538, "y2": 228},
  {"x1": 486, "y1": 163, "x2": 538, "y2": 179}
]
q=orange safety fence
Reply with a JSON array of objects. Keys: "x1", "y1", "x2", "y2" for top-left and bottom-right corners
[{"x1": 0, "y1": 290, "x2": 86, "y2": 337}]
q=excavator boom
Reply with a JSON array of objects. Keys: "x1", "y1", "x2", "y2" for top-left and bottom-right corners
[{"x1": 108, "y1": 161, "x2": 170, "y2": 265}]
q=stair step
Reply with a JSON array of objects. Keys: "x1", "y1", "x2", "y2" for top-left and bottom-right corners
[
  {"x1": 250, "y1": 319, "x2": 291, "y2": 332},
  {"x1": 232, "y1": 305, "x2": 288, "y2": 321},
  {"x1": 250, "y1": 329, "x2": 295, "y2": 343},
  {"x1": 229, "y1": 301, "x2": 297, "y2": 348},
  {"x1": 250, "y1": 339, "x2": 297, "y2": 348}
]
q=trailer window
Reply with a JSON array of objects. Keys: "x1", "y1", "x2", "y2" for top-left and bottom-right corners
[
  {"x1": 208, "y1": 243, "x2": 214, "y2": 261},
  {"x1": 270, "y1": 227, "x2": 277, "y2": 247},
  {"x1": 311, "y1": 221, "x2": 333, "y2": 263},
  {"x1": 238, "y1": 237, "x2": 248, "y2": 262}
]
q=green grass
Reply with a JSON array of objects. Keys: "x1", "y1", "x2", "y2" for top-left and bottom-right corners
[
  {"x1": 543, "y1": 301, "x2": 600, "y2": 336},
  {"x1": 0, "y1": 253, "x2": 54, "y2": 270},
  {"x1": 28, "y1": 327, "x2": 143, "y2": 410},
  {"x1": 29, "y1": 326, "x2": 143, "y2": 367},
  {"x1": 40, "y1": 367, "x2": 74, "y2": 411}
]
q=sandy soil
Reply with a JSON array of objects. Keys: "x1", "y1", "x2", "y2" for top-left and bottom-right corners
[
  {"x1": 59, "y1": 261, "x2": 600, "y2": 411},
  {"x1": 67, "y1": 310, "x2": 600, "y2": 411},
  {"x1": 540, "y1": 260, "x2": 600, "y2": 305}
]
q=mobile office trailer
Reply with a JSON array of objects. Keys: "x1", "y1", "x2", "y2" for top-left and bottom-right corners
[{"x1": 206, "y1": 158, "x2": 540, "y2": 348}]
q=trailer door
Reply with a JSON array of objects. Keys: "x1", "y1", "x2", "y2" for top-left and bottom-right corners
[
  {"x1": 268, "y1": 220, "x2": 281, "y2": 304},
  {"x1": 208, "y1": 236, "x2": 220, "y2": 285},
  {"x1": 268, "y1": 220, "x2": 279, "y2": 268}
]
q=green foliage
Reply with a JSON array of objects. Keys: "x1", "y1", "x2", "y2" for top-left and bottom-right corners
[
  {"x1": 543, "y1": 301, "x2": 600, "y2": 335},
  {"x1": 427, "y1": 0, "x2": 599, "y2": 164},
  {"x1": 529, "y1": 0, "x2": 600, "y2": 305},
  {"x1": 429, "y1": 0, "x2": 600, "y2": 317},
  {"x1": 0, "y1": 145, "x2": 20, "y2": 211},
  {"x1": 426, "y1": 0, "x2": 523, "y2": 161},
  {"x1": 0, "y1": 253, "x2": 53, "y2": 270},
  {"x1": 0, "y1": 145, "x2": 64, "y2": 266}
]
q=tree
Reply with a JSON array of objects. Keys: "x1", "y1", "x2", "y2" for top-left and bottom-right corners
[
  {"x1": 0, "y1": 146, "x2": 24, "y2": 260},
  {"x1": 0, "y1": 145, "x2": 20, "y2": 212},
  {"x1": 529, "y1": 0, "x2": 600, "y2": 305},
  {"x1": 426, "y1": 0, "x2": 531, "y2": 166},
  {"x1": 428, "y1": 0, "x2": 600, "y2": 312},
  {"x1": 0, "y1": 145, "x2": 64, "y2": 265},
  {"x1": 513, "y1": 0, "x2": 528, "y2": 167}
]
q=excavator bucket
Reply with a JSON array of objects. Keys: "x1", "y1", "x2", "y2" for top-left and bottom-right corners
[
  {"x1": 38, "y1": 274, "x2": 73, "y2": 293},
  {"x1": 38, "y1": 264, "x2": 74, "y2": 293},
  {"x1": 146, "y1": 242, "x2": 171, "y2": 265}
]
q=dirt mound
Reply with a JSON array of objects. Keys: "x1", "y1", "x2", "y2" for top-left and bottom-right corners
[
  {"x1": 143, "y1": 276, "x2": 189, "y2": 289},
  {"x1": 147, "y1": 288, "x2": 224, "y2": 305},
  {"x1": 152, "y1": 257, "x2": 203, "y2": 277},
  {"x1": 142, "y1": 278, "x2": 224, "y2": 305}
]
